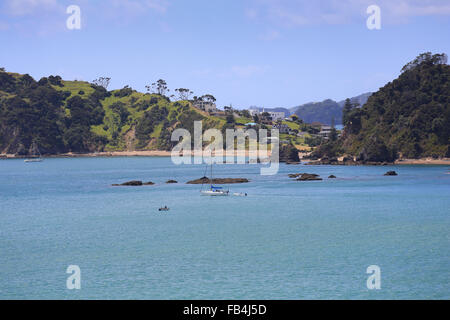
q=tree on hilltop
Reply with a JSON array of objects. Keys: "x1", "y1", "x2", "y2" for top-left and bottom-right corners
[
  {"x1": 175, "y1": 88, "x2": 193, "y2": 100},
  {"x1": 401, "y1": 52, "x2": 448, "y2": 73},
  {"x1": 92, "y1": 77, "x2": 111, "y2": 90}
]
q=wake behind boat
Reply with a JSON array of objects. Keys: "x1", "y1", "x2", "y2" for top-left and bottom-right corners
[{"x1": 24, "y1": 158, "x2": 43, "y2": 163}]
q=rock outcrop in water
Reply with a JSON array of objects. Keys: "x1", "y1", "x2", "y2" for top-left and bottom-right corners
[
  {"x1": 328, "y1": 175, "x2": 337, "y2": 178},
  {"x1": 297, "y1": 173, "x2": 322, "y2": 181},
  {"x1": 166, "y1": 180, "x2": 178, "y2": 184},
  {"x1": 186, "y1": 177, "x2": 249, "y2": 184},
  {"x1": 384, "y1": 171, "x2": 398, "y2": 176},
  {"x1": 112, "y1": 180, "x2": 155, "y2": 186},
  {"x1": 289, "y1": 173, "x2": 323, "y2": 181},
  {"x1": 279, "y1": 143, "x2": 301, "y2": 164}
]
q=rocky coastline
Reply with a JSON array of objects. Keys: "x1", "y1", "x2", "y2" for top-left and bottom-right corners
[{"x1": 186, "y1": 177, "x2": 250, "y2": 184}]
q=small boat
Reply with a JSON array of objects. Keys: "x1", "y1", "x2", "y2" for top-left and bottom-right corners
[
  {"x1": 201, "y1": 186, "x2": 230, "y2": 196},
  {"x1": 233, "y1": 192, "x2": 248, "y2": 197},
  {"x1": 158, "y1": 206, "x2": 170, "y2": 212},
  {"x1": 200, "y1": 162, "x2": 230, "y2": 196}
]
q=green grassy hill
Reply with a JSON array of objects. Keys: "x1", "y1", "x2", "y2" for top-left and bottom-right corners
[{"x1": 0, "y1": 71, "x2": 224, "y2": 155}]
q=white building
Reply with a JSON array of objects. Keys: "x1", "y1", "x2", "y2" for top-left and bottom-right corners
[
  {"x1": 273, "y1": 123, "x2": 290, "y2": 134},
  {"x1": 268, "y1": 112, "x2": 285, "y2": 121},
  {"x1": 194, "y1": 101, "x2": 219, "y2": 113},
  {"x1": 318, "y1": 125, "x2": 333, "y2": 138},
  {"x1": 248, "y1": 109, "x2": 285, "y2": 121}
]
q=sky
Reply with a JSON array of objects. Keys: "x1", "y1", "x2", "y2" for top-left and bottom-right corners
[{"x1": 1, "y1": 0, "x2": 450, "y2": 109}]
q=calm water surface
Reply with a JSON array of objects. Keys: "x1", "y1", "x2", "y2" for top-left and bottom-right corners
[{"x1": 0, "y1": 157, "x2": 449, "y2": 299}]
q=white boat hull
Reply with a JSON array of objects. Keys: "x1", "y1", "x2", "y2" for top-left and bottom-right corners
[
  {"x1": 201, "y1": 190, "x2": 229, "y2": 196},
  {"x1": 24, "y1": 159, "x2": 43, "y2": 163}
]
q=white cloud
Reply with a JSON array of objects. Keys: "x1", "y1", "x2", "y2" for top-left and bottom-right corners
[
  {"x1": 3, "y1": 0, "x2": 59, "y2": 16},
  {"x1": 246, "y1": 0, "x2": 450, "y2": 27},
  {"x1": 3, "y1": 0, "x2": 169, "y2": 17},
  {"x1": 110, "y1": 0, "x2": 169, "y2": 15},
  {"x1": 387, "y1": 0, "x2": 450, "y2": 17},
  {"x1": 145, "y1": 0, "x2": 169, "y2": 13}
]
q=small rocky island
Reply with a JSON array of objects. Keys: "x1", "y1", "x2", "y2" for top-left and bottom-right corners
[
  {"x1": 279, "y1": 143, "x2": 301, "y2": 164},
  {"x1": 384, "y1": 171, "x2": 398, "y2": 176},
  {"x1": 289, "y1": 173, "x2": 323, "y2": 181},
  {"x1": 166, "y1": 180, "x2": 178, "y2": 184},
  {"x1": 112, "y1": 180, "x2": 155, "y2": 186},
  {"x1": 186, "y1": 177, "x2": 249, "y2": 184}
]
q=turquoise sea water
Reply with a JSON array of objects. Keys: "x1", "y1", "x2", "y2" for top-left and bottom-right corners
[{"x1": 0, "y1": 157, "x2": 449, "y2": 299}]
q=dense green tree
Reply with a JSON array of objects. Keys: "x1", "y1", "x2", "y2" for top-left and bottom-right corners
[
  {"x1": 92, "y1": 77, "x2": 111, "y2": 90},
  {"x1": 279, "y1": 143, "x2": 300, "y2": 163},
  {"x1": 241, "y1": 110, "x2": 251, "y2": 118},
  {"x1": 175, "y1": 88, "x2": 193, "y2": 100},
  {"x1": 110, "y1": 102, "x2": 130, "y2": 125},
  {"x1": 342, "y1": 98, "x2": 353, "y2": 126},
  {"x1": 226, "y1": 114, "x2": 235, "y2": 124},
  {"x1": 339, "y1": 52, "x2": 450, "y2": 159}
]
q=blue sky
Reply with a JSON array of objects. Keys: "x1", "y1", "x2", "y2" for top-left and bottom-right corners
[{"x1": 1, "y1": 0, "x2": 450, "y2": 109}]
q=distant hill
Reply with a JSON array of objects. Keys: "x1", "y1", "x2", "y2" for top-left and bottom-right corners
[
  {"x1": 292, "y1": 93, "x2": 372, "y2": 125},
  {"x1": 337, "y1": 92, "x2": 373, "y2": 108},
  {"x1": 292, "y1": 99, "x2": 341, "y2": 125},
  {"x1": 248, "y1": 93, "x2": 371, "y2": 125}
]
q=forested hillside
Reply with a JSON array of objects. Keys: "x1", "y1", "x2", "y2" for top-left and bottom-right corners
[
  {"x1": 315, "y1": 52, "x2": 450, "y2": 161},
  {"x1": 0, "y1": 71, "x2": 223, "y2": 155}
]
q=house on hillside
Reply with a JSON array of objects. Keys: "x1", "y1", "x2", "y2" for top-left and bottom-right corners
[
  {"x1": 318, "y1": 125, "x2": 333, "y2": 139},
  {"x1": 273, "y1": 123, "x2": 290, "y2": 134},
  {"x1": 248, "y1": 109, "x2": 286, "y2": 121},
  {"x1": 310, "y1": 122, "x2": 323, "y2": 129},
  {"x1": 193, "y1": 101, "x2": 219, "y2": 113}
]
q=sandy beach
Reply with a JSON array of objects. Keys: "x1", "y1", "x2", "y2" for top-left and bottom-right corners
[
  {"x1": 1, "y1": 149, "x2": 272, "y2": 159},
  {"x1": 394, "y1": 158, "x2": 450, "y2": 165},
  {"x1": 2, "y1": 152, "x2": 449, "y2": 165}
]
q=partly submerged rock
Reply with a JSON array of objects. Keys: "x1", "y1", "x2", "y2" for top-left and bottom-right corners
[
  {"x1": 166, "y1": 180, "x2": 178, "y2": 184},
  {"x1": 112, "y1": 180, "x2": 154, "y2": 186},
  {"x1": 328, "y1": 175, "x2": 337, "y2": 178},
  {"x1": 187, "y1": 177, "x2": 249, "y2": 184},
  {"x1": 296, "y1": 173, "x2": 322, "y2": 181},
  {"x1": 289, "y1": 173, "x2": 322, "y2": 180},
  {"x1": 384, "y1": 171, "x2": 398, "y2": 176}
]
